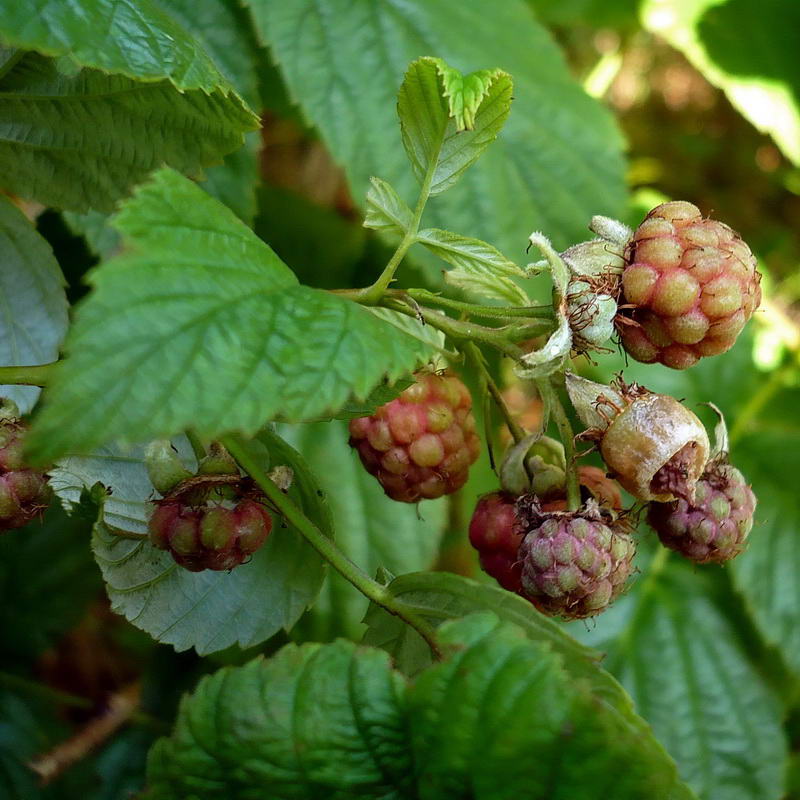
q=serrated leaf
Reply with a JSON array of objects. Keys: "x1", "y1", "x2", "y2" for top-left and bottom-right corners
[
  {"x1": 366, "y1": 306, "x2": 448, "y2": 354},
  {"x1": 145, "y1": 613, "x2": 693, "y2": 799},
  {"x1": 363, "y1": 176, "x2": 414, "y2": 237},
  {"x1": 416, "y1": 227, "x2": 528, "y2": 305},
  {"x1": 0, "y1": 196, "x2": 68, "y2": 413},
  {"x1": 0, "y1": 0, "x2": 261, "y2": 215},
  {"x1": 202, "y1": 132, "x2": 261, "y2": 225},
  {"x1": 25, "y1": 169, "x2": 438, "y2": 465},
  {"x1": 597, "y1": 564, "x2": 786, "y2": 800},
  {"x1": 50, "y1": 435, "x2": 326, "y2": 655},
  {"x1": 62, "y1": 210, "x2": 121, "y2": 260},
  {"x1": 280, "y1": 421, "x2": 445, "y2": 642},
  {"x1": 398, "y1": 57, "x2": 512, "y2": 195},
  {"x1": 360, "y1": 570, "x2": 694, "y2": 790},
  {"x1": 251, "y1": 0, "x2": 627, "y2": 254},
  {"x1": 642, "y1": 0, "x2": 800, "y2": 165}
]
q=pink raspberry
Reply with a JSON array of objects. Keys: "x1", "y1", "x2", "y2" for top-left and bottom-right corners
[
  {"x1": 0, "y1": 420, "x2": 51, "y2": 531},
  {"x1": 517, "y1": 501, "x2": 636, "y2": 619},
  {"x1": 148, "y1": 498, "x2": 273, "y2": 572},
  {"x1": 647, "y1": 462, "x2": 755, "y2": 563},
  {"x1": 348, "y1": 371, "x2": 480, "y2": 503},
  {"x1": 618, "y1": 201, "x2": 761, "y2": 369}
]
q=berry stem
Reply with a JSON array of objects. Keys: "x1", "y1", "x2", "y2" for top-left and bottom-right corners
[
  {"x1": 0, "y1": 362, "x2": 55, "y2": 386},
  {"x1": 222, "y1": 434, "x2": 443, "y2": 659},
  {"x1": 398, "y1": 289, "x2": 555, "y2": 321},
  {"x1": 108, "y1": 527, "x2": 149, "y2": 541},
  {"x1": 537, "y1": 377, "x2": 581, "y2": 511},
  {"x1": 356, "y1": 147, "x2": 441, "y2": 305}
]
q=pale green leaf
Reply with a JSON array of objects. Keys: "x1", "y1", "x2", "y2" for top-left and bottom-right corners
[
  {"x1": 280, "y1": 420, "x2": 445, "y2": 642},
  {"x1": 641, "y1": 0, "x2": 800, "y2": 165},
  {"x1": 251, "y1": 0, "x2": 627, "y2": 253},
  {"x1": 363, "y1": 176, "x2": 414, "y2": 238},
  {"x1": 0, "y1": 196, "x2": 68, "y2": 413},
  {"x1": 595, "y1": 564, "x2": 787, "y2": 800},
  {"x1": 398, "y1": 57, "x2": 513, "y2": 195},
  {"x1": 416, "y1": 227, "x2": 529, "y2": 305},
  {"x1": 49, "y1": 435, "x2": 326, "y2": 655},
  {"x1": 25, "y1": 169, "x2": 438, "y2": 464}
]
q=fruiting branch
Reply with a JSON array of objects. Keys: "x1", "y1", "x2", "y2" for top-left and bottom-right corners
[
  {"x1": 222, "y1": 434, "x2": 443, "y2": 659},
  {"x1": 0, "y1": 362, "x2": 56, "y2": 386}
]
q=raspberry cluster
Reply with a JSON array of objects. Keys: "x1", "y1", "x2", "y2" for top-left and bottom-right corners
[
  {"x1": 149, "y1": 498, "x2": 272, "y2": 572},
  {"x1": 619, "y1": 201, "x2": 761, "y2": 369},
  {"x1": 349, "y1": 371, "x2": 480, "y2": 503}
]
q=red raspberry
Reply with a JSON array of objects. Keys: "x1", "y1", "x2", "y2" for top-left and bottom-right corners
[
  {"x1": 468, "y1": 492, "x2": 524, "y2": 592},
  {"x1": 348, "y1": 371, "x2": 480, "y2": 503},
  {"x1": 148, "y1": 499, "x2": 272, "y2": 572},
  {"x1": 0, "y1": 419, "x2": 51, "y2": 531},
  {"x1": 517, "y1": 501, "x2": 636, "y2": 619},
  {"x1": 618, "y1": 201, "x2": 761, "y2": 369},
  {"x1": 647, "y1": 462, "x2": 755, "y2": 563}
]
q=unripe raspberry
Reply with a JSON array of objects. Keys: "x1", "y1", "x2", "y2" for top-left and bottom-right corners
[
  {"x1": 0, "y1": 412, "x2": 51, "y2": 531},
  {"x1": 647, "y1": 462, "x2": 755, "y2": 563},
  {"x1": 517, "y1": 501, "x2": 636, "y2": 619},
  {"x1": 618, "y1": 201, "x2": 761, "y2": 369},
  {"x1": 148, "y1": 498, "x2": 272, "y2": 572},
  {"x1": 349, "y1": 371, "x2": 480, "y2": 503},
  {"x1": 468, "y1": 492, "x2": 524, "y2": 592}
]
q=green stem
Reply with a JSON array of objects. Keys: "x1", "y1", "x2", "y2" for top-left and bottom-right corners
[
  {"x1": 0, "y1": 363, "x2": 56, "y2": 386},
  {"x1": 401, "y1": 289, "x2": 554, "y2": 321},
  {"x1": 537, "y1": 378, "x2": 581, "y2": 511},
  {"x1": 358, "y1": 136, "x2": 442, "y2": 305},
  {"x1": 381, "y1": 297, "x2": 525, "y2": 360},
  {"x1": 221, "y1": 435, "x2": 442, "y2": 659},
  {"x1": 465, "y1": 343, "x2": 525, "y2": 445},
  {"x1": 186, "y1": 430, "x2": 207, "y2": 462}
]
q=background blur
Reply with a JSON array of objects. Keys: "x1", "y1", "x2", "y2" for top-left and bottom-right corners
[{"x1": 4, "y1": 1, "x2": 800, "y2": 797}]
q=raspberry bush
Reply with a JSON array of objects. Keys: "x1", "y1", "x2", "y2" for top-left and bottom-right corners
[{"x1": 0, "y1": 2, "x2": 793, "y2": 799}]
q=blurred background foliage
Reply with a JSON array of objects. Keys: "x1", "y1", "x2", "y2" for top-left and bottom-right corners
[{"x1": 5, "y1": 0, "x2": 800, "y2": 797}]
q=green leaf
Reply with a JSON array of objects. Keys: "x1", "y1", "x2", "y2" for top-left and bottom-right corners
[
  {"x1": 250, "y1": 0, "x2": 627, "y2": 254},
  {"x1": 0, "y1": 196, "x2": 68, "y2": 413},
  {"x1": 595, "y1": 563, "x2": 787, "y2": 800},
  {"x1": 145, "y1": 613, "x2": 693, "y2": 799},
  {"x1": 641, "y1": 0, "x2": 800, "y2": 165},
  {"x1": 408, "y1": 613, "x2": 691, "y2": 799},
  {"x1": 25, "y1": 169, "x2": 438, "y2": 464},
  {"x1": 279, "y1": 420, "x2": 446, "y2": 641},
  {"x1": 50, "y1": 436, "x2": 326, "y2": 655},
  {"x1": 146, "y1": 639, "x2": 412, "y2": 799},
  {"x1": 62, "y1": 210, "x2": 121, "y2": 260},
  {"x1": 364, "y1": 177, "x2": 414, "y2": 238},
  {"x1": 398, "y1": 57, "x2": 513, "y2": 195},
  {"x1": 416, "y1": 227, "x2": 529, "y2": 305},
  {"x1": 0, "y1": 496, "x2": 100, "y2": 663},
  {"x1": 153, "y1": 0, "x2": 261, "y2": 108},
  {"x1": 730, "y1": 426, "x2": 800, "y2": 675},
  {"x1": 360, "y1": 571, "x2": 693, "y2": 792},
  {"x1": 0, "y1": 52, "x2": 257, "y2": 213},
  {"x1": 201, "y1": 132, "x2": 261, "y2": 225},
  {"x1": 329, "y1": 378, "x2": 414, "y2": 421}
]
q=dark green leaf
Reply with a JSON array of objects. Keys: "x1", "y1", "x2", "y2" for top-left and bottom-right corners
[
  {"x1": 364, "y1": 177, "x2": 414, "y2": 238},
  {"x1": 594, "y1": 562, "x2": 787, "y2": 800},
  {"x1": 250, "y1": 0, "x2": 627, "y2": 253},
  {"x1": 145, "y1": 613, "x2": 693, "y2": 799},
  {"x1": 0, "y1": 196, "x2": 68, "y2": 412},
  {"x1": 26, "y1": 169, "x2": 438, "y2": 464}
]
